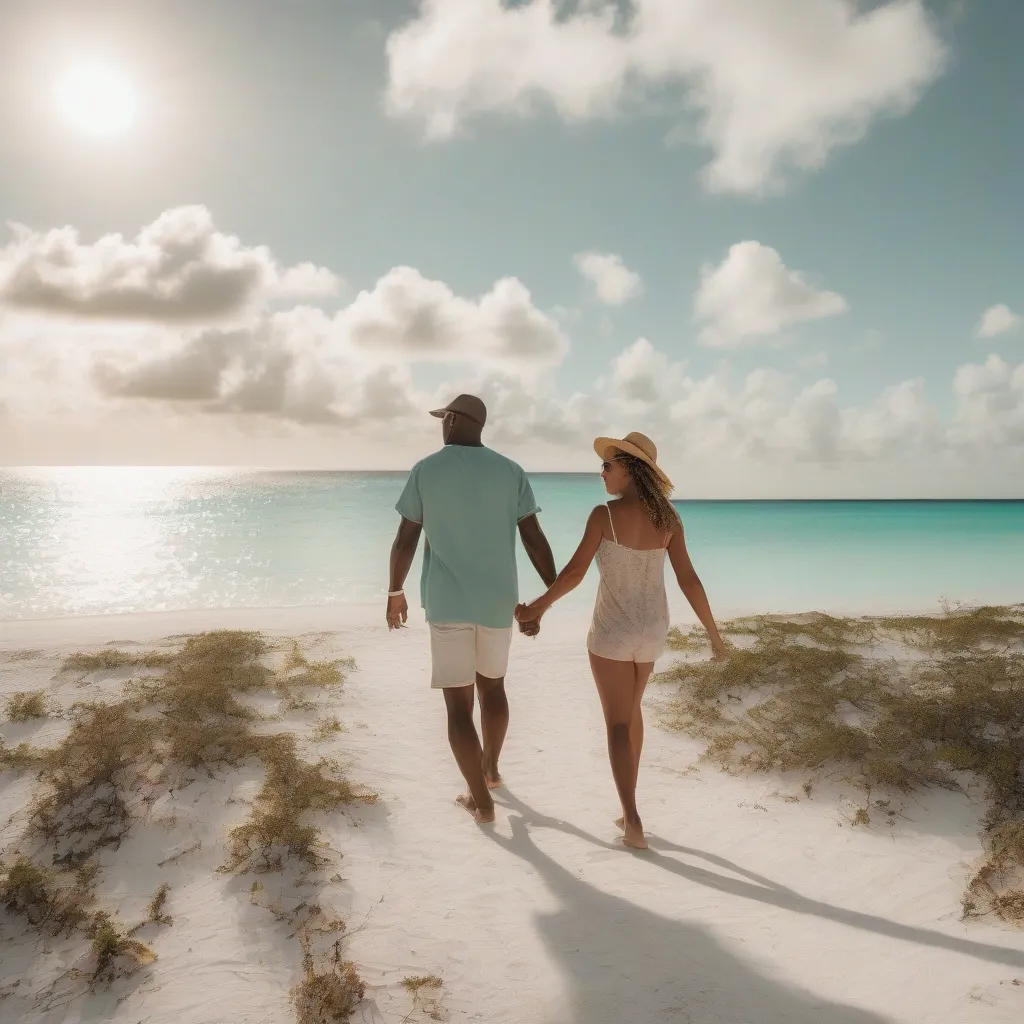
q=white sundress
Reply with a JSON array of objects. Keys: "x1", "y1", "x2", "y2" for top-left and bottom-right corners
[{"x1": 586, "y1": 504, "x2": 671, "y2": 663}]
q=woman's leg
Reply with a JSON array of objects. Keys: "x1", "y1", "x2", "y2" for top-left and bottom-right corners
[
  {"x1": 629, "y1": 662, "x2": 654, "y2": 792},
  {"x1": 589, "y1": 651, "x2": 647, "y2": 849}
]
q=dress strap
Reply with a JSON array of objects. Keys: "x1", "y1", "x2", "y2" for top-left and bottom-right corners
[{"x1": 605, "y1": 503, "x2": 618, "y2": 545}]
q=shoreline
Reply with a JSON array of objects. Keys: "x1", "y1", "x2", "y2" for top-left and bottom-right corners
[{"x1": 2, "y1": 594, "x2": 1016, "y2": 645}]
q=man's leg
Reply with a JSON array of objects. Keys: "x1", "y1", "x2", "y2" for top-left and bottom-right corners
[
  {"x1": 476, "y1": 674, "x2": 508, "y2": 788},
  {"x1": 442, "y1": 685, "x2": 495, "y2": 822},
  {"x1": 475, "y1": 625, "x2": 513, "y2": 789},
  {"x1": 430, "y1": 623, "x2": 495, "y2": 823}
]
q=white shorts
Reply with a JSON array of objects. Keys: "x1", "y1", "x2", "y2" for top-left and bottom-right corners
[{"x1": 429, "y1": 622, "x2": 512, "y2": 689}]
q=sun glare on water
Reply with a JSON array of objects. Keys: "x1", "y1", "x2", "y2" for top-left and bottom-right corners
[{"x1": 55, "y1": 62, "x2": 138, "y2": 138}]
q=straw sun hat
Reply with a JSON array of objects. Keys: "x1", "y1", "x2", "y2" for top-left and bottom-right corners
[{"x1": 593, "y1": 431, "x2": 673, "y2": 491}]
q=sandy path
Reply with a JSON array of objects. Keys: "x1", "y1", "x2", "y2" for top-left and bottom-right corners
[{"x1": 333, "y1": 612, "x2": 1024, "y2": 1024}]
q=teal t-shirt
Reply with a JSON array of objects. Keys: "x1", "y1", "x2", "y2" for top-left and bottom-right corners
[{"x1": 395, "y1": 445, "x2": 541, "y2": 628}]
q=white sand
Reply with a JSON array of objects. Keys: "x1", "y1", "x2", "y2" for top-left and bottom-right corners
[{"x1": 2, "y1": 603, "x2": 1024, "y2": 1023}]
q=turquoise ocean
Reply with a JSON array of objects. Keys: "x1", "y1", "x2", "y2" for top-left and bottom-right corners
[{"x1": 1, "y1": 467, "x2": 1022, "y2": 621}]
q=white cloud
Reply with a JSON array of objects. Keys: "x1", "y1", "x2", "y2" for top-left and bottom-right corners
[
  {"x1": 386, "y1": 0, "x2": 946, "y2": 194},
  {"x1": 975, "y1": 303, "x2": 1021, "y2": 340},
  {"x1": 91, "y1": 317, "x2": 425, "y2": 428},
  {"x1": 607, "y1": 337, "x2": 685, "y2": 405},
  {"x1": 460, "y1": 370, "x2": 602, "y2": 449},
  {"x1": 275, "y1": 262, "x2": 343, "y2": 299},
  {"x1": 0, "y1": 206, "x2": 340, "y2": 324},
  {"x1": 695, "y1": 241, "x2": 848, "y2": 347},
  {"x1": 951, "y1": 354, "x2": 1024, "y2": 449},
  {"x1": 573, "y1": 251, "x2": 643, "y2": 305},
  {"x1": 91, "y1": 309, "x2": 361, "y2": 425},
  {"x1": 339, "y1": 266, "x2": 568, "y2": 368}
]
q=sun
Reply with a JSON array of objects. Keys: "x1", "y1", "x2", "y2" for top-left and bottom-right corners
[{"x1": 55, "y1": 62, "x2": 138, "y2": 138}]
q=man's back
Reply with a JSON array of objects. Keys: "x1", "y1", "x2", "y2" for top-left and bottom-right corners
[{"x1": 395, "y1": 445, "x2": 539, "y2": 628}]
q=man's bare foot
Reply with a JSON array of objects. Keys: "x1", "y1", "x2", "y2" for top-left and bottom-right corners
[
  {"x1": 622, "y1": 825, "x2": 648, "y2": 850},
  {"x1": 482, "y1": 758, "x2": 503, "y2": 790},
  {"x1": 455, "y1": 793, "x2": 496, "y2": 824}
]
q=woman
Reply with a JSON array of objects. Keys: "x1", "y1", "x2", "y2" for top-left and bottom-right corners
[{"x1": 515, "y1": 431, "x2": 728, "y2": 850}]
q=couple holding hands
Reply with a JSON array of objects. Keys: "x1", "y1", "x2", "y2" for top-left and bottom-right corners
[{"x1": 387, "y1": 394, "x2": 727, "y2": 850}]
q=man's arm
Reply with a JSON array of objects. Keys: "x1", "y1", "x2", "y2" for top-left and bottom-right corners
[
  {"x1": 517, "y1": 513, "x2": 557, "y2": 587},
  {"x1": 387, "y1": 517, "x2": 422, "y2": 629}
]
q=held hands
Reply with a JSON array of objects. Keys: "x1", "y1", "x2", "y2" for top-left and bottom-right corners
[
  {"x1": 386, "y1": 593, "x2": 408, "y2": 630},
  {"x1": 514, "y1": 600, "x2": 545, "y2": 638}
]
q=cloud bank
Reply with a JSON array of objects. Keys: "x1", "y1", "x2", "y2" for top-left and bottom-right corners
[
  {"x1": 2, "y1": 208, "x2": 1023, "y2": 484},
  {"x1": 385, "y1": 0, "x2": 947, "y2": 194},
  {"x1": 0, "y1": 206, "x2": 339, "y2": 324}
]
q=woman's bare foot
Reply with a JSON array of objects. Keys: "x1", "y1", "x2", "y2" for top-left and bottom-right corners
[
  {"x1": 455, "y1": 793, "x2": 496, "y2": 824},
  {"x1": 621, "y1": 815, "x2": 647, "y2": 849}
]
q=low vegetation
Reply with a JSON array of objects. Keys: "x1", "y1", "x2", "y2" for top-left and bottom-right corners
[
  {"x1": 660, "y1": 604, "x2": 1024, "y2": 924},
  {"x1": 62, "y1": 648, "x2": 176, "y2": 672},
  {"x1": 0, "y1": 857, "x2": 95, "y2": 937},
  {"x1": 1, "y1": 630, "x2": 374, "y2": 1017},
  {"x1": 146, "y1": 883, "x2": 172, "y2": 926},
  {"x1": 401, "y1": 974, "x2": 446, "y2": 1020},
  {"x1": 4, "y1": 689, "x2": 48, "y2": 721},
  {"x1": 88, "y1": 912, "x2": 156, "y2": 983},
  {"x1": 2, "y1": 649, "x2": 43, "y2": 663},
  {"x1": 312, "y1": 717, "x2": 344, "y2": 741},
  {"x1": 294, "y1": 940, "x2": 365, "y2": 1024}
]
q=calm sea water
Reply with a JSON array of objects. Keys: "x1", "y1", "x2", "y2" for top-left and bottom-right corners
[{"x1": 1, "y1": 467, "x2": 1022, "y2": 621}]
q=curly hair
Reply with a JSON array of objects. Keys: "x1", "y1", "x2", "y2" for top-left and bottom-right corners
[{"x1": 613, "y1": 451, "x2": 679, "y2": 533}]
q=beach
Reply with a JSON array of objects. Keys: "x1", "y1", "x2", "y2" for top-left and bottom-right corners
[
  {"x1": 4, "y1": 0, "x2": 1024, "y2": 1019},
  {"x1": 3, "y1": 602, "x2": 1023, "y2": 1024}
]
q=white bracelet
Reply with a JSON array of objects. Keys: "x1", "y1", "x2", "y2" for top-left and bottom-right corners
[{"x1": 388, "y1": 590, "x2": 404, "y2": 598}]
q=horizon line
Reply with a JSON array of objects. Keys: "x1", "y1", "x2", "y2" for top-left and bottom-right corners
[{"x1": 2, "y1": 466, "x2": 1023, "y2": 502}]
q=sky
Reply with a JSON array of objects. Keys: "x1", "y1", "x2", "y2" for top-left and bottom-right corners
[{"x1": 0, "y1": 0, "x2": 1022, "y2": 497}]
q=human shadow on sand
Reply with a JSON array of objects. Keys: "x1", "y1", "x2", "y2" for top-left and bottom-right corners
[
  {"x1": 494, "y1": 789, "x2": 1024, "y2": 975},
  {"x1": 484, "y1": 811, "x2": 893, "y2": 1024}
]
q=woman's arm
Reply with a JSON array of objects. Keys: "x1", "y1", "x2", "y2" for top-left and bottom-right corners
[
  {"x1": 516, "y1": 506, "x2": 605, "y2": 621},
  {"x1": 667, "y1": 522, "x2": 729, "y2": 657}
]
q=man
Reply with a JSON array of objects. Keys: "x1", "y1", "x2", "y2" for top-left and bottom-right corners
[{"x1": 386, "y1": 394, "x2": 557, "y2": 823}]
